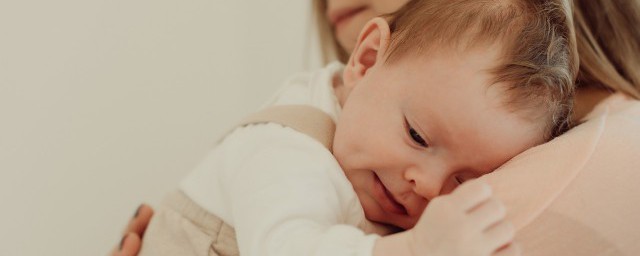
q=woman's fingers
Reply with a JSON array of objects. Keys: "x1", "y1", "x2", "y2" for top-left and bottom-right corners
[
  {"x1": 120, "y1": 233, "x2": 142, "y2": 256},
  {"x1": 109, "y1": 233, "x2": 142, "y2": 256},
  {"x1": 109, "y1": 204, "x2": 154, "y2": 256},
  {"x1": 123, "y1": 204, "x2": 154, "y2": 236}
]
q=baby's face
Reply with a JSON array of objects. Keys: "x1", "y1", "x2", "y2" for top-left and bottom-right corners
[{"x1": 333, "y1": 45, "x2": 545, "y2": 229}]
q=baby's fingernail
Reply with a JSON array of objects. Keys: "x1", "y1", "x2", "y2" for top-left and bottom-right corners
[
  {"x1": 119, "y1": 234, "x2": 128, "y2": 251},
  {"x1": 133, "y1": 204, "x2": 142, "y2": 219}
]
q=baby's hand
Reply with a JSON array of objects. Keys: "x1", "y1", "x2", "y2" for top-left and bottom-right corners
[{"x1": 407, "y1": 180, "x2": 519, "y2": 256}]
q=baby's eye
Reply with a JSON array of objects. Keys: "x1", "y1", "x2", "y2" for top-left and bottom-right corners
[
  {"x1": 455, "y1": 176, "x2": 464, "y2": 185},
  {"x1": 409, "y1": 127, "x2": 428, "y2": 147}
]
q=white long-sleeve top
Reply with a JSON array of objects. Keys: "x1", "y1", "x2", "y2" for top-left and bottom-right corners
[{"x1": 180, "y1": 62, "x2": 381, "y2": 256}]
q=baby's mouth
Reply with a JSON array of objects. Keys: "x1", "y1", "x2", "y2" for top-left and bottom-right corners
[{"x1": 372, "y1": 173, "x2": 408, "y2": 215}]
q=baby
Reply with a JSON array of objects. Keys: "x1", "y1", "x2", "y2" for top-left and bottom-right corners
[{"x1": 139, "y1": 0, "x2": 576, "y2": 255}]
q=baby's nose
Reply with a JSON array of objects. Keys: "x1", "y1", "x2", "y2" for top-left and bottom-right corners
[{"x1": 405, "y1": 168, "x2": 446, "y2": 200}]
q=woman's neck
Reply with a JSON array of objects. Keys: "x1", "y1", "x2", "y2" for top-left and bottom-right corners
[{"x1": 572, "y1": 87, "x2": 614, "y2": 122}]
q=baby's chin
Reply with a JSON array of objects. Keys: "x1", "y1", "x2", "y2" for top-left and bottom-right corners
[
  {"x1": 365, "y1": 220, "x2": 406, "y2": 235},
  {"x1": 379, "y1": 216, "x2": 418, "y2": 231},
  {"x1": 362, "y1": 203, "x2": 418, "y2": 230}
]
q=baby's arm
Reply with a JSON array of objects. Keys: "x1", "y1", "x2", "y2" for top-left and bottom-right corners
[
  {"x1": 229, "y1": 132, "x2": 383, "y2": 256},
  {"x1": 228, "y1": 125, "x2": 517, "y2": 256},
  {"x1": 374, "y1": 180, "x2": 519, "y2": 256}
]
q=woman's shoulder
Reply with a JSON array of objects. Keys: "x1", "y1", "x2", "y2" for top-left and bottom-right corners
[
  {"x1": 578, "y1": 93, "x2": 640, "y2": 148},
  {"x1": 480, "y1": 93, "x2": 640, "y2": 232},
  {"x1": 585, "y1": 92, "x2": 640, "y2": 122}
]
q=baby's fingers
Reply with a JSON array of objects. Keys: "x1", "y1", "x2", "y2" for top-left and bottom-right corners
[
  {"x1": 493, "y1": 243, "x2": 521, "y2": 256},
  {"x1": 469, "y1": 198, "x2": 507, "y2": 230},
  {"x1": 449, "y1": 179, "x2": 492, "y2": 211},
  {"x1": 484, "y1": 220, "x2": 516, "y2": 252}
]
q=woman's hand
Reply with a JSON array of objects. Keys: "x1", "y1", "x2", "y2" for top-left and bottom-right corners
[{"x1": 109, "y1": 204, "x2": 154, "y2": 256}]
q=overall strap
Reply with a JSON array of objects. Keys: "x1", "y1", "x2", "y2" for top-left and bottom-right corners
[{"x1": 235, "y1": 105, "x2": 336, "y2": 152}]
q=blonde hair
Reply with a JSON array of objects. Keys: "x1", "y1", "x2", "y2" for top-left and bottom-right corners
[
  {"x1": 573, "y1": 0, "x2": 640, "y2": 99},
  {"x1": 386, "y1": 0, "x2": 577, "y2": 139}
]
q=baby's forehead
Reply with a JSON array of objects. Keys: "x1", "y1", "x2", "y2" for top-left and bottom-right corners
[
  {"x1": 404, "y1": 83, "x2": 544, "y2": 171},
  {"x1": 390, "y1": 52, "x2": 545, "y2": 159},
  {"x1": 385, "y1": 40, "x2": 506, "y2": 89},
  {"x1": 392, "y1": 41, "x2": 555, "y2": 141}
]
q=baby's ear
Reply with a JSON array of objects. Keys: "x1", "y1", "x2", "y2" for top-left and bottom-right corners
[{"x1": 342, "y1": 17, "x2": 392, "y2": 87}]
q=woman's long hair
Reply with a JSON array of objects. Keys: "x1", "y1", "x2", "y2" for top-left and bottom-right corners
[
  {"x1": 312, "y1": 0, "x2": 349, "y2": 64},
  {"x1": 574, "y1": 0, "x2": 640, "y2": 99}
]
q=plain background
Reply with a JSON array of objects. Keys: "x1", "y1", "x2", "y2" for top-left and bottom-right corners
[{"x1": 0, "y1": 1, "x2": 321, "y2": 255}]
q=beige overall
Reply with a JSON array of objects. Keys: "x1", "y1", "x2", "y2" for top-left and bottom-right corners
[{"x1": 138, "y1": 105, "x2": 335, "y2": 256}]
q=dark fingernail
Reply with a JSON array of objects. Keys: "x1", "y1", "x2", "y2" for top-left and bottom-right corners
[
  {"x1": 133, "y1": 204, "x2": 142, "y2": 219},
  {"x1": 119, "y1": 234, "x2": 128, "y2": 251}
]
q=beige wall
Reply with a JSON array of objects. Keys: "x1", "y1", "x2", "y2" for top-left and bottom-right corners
[{"x1": 0, "y1": 1, "x2": 319, "y2": 255}]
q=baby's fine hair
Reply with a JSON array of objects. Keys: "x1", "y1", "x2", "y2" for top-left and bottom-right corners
[{"x1": 385, "y1": 0, "x2": 577, "y2": 140}]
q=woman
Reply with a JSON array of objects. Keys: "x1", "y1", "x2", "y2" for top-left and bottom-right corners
[{"x1": 112, "y1": 0, "x2": 640, "y2": 255}]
